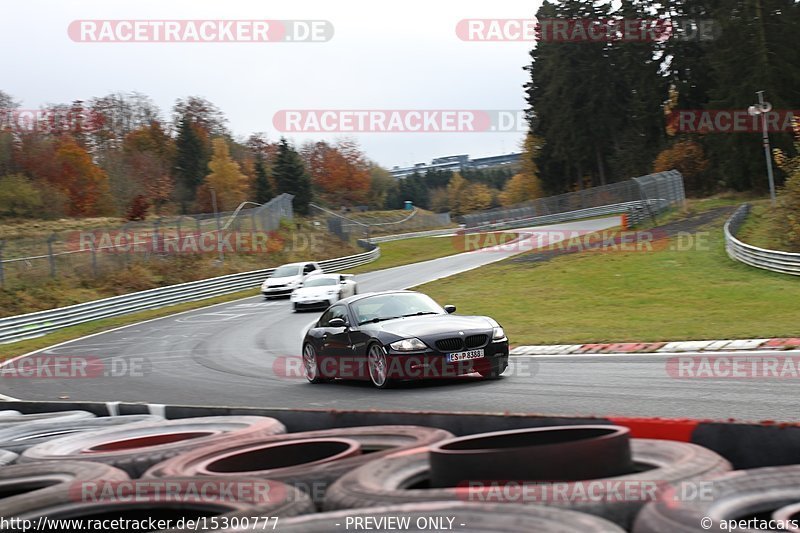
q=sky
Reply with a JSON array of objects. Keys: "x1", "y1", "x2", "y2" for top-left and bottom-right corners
[{"x1": 1, "y1": 0, "x2": 543, "y2": 168}]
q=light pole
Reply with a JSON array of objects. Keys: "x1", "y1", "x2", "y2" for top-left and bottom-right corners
[{"x1": 748, "y1": 91, "x2": 777, "y2": 206}]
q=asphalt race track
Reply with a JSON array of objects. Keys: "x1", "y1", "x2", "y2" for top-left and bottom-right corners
[{"x1": 1, "y1": 216, "x2": 797, "y2": 423}]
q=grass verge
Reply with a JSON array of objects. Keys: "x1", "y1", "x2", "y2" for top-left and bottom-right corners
[
  {"x1": 345, "y1": 232, "x2": 518, "y2": 274},
  {"x1": 416, "y1": 212, "x2": 800, "y2": 345}
]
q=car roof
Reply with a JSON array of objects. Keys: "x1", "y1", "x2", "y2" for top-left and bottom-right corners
[
  {"x1": 278, "y1": 261, "x2": 315, "y2": 267},
  {"x1": 338, "y1": 289, "x2": 417, "y2": 306}
]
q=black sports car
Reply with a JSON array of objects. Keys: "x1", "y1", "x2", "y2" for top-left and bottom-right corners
[{"x1": 301, "y1": 290, "x2": 509, "y2": 388}]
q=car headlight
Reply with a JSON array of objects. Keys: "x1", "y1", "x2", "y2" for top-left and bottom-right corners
[
  {"x1": 389, "y1": 338, "x2": 427, "y2": 351},
  {"x1": 492, "y1": 327, "x2": 507, "y2": 341}
]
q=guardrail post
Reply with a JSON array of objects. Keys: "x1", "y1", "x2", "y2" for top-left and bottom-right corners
[
  {"x1": 47, "y1": 233, "x2": 57, "y2": 278},
  {"x1": 0, "y1": 240, "x2": 4, "y2": 288}
]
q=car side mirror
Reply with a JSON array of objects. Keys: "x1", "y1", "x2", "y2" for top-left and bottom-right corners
[
  {"x1": 444, "y1": 305, "x2": 456, "y2": 314},
  {"x1": 328, "y1": 317, "x2": 347, "y2": 328}
]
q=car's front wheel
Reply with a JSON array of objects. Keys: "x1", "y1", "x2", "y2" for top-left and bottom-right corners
[
  {"x1": 303, "y1": 343, "x2": 327, "y2": 384},
  {"x1": 367, "y1": 344, "x2": 393, "y2": 389},
  {"x1": 478, "y1": 356, "x2": 508, "y2": 379}
]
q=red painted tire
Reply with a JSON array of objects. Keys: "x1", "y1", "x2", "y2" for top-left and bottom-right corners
[
  {"x1": 21, "y1": 416, "x2": 286, "y2": 477},
  {"x1": 144, "y1": 425, "x2": 454, "y2": 505}
]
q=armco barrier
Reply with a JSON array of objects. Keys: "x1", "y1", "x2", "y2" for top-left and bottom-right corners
[
  {"x1": 724, "y1": 204, "x2": 800, "y2": 276},
  {"x1": 471, "y1": 200, "x2": 666, "y2": 231},
  {"x1": 0, "y1": 246, "x2": 379, "y2": 344}
]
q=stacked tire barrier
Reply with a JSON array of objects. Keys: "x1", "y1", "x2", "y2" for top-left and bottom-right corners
[{"x1": 0, "y1": 406, "x2": 796, "y2": 531}]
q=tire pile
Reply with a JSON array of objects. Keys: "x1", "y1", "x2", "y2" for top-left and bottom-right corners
[{"x1": 0, "y1": 410, "x2": 795, "y2": 532}]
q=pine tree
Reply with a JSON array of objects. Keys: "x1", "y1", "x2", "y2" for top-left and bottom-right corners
[
  {"x1": 273, "y1": 138, "x2": 312, "y2": 215},
  {"x1": 253, "y1": 153, "x2": 273, "y2": 204},
  {"x1": 173, "y1": 116, "x2": 209, "y2": 213}
]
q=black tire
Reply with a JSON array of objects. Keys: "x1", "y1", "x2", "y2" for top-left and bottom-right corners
[
  {"x1": 478, "y1": 355, "x2": 508, "y2": 379},
  {"x1": 0, "y1": 461, "x2": 130, "y2": 518},
  {"x1": 144, "y1": 425, "x2": 454, "y2": 507},
  {"x1": 0, "y1": 415, "x2": 163, "y2": 453},
  {"x1": 367, "y1": 343, "x2": 394, "y2": 389},
  {"x1": 324, "y1": 439, "x2": 731, "y2": 529},
  {"x1": 302, "y1": 343, "x2": 327, "y2": 384},
  {"x1": 1, "y1": 475, "x2": 313, "y2": 522},
  {"x1": 274, "y1": 501, "x2": 625, "y2": 532},
  {"x1": 634, "y1": 465, "x2": 800, "y2": 532},
  {"x1": 21, "y1": 416, "x2": 286, "y2": 477},
  {"x1": 0, "y1": 411, "x2": 95, "y2": 428}
]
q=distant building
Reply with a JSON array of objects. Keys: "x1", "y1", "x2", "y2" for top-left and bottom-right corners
[{"x1": 390, "y1": 153, "x2": 520, "y2": 178}]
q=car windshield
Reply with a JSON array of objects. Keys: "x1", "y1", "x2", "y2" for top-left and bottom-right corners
[
  {"x1": 270, "y1": 265, "x2": 301, "y2": 278},
  {"x1": 303, "y1": 277, "x2": 337, "y2": 287},
  {"x1": 353, "y1": 293, "x2": 444, "y2": 325}
]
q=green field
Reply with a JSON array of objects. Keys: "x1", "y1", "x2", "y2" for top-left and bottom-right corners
[
  {"x1": 416, "y1": 212, "x2": 800, "y2": 345},
  {"x1": 345, "y1": 232, "x2": 519, "y2": 274}
]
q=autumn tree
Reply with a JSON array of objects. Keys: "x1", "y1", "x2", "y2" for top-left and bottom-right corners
[
  {"x1": 52, "y1": 135, "x2": 111, "y2": 216},
  {"x1": 774, "y1": 121, "x2": 800, "y2": 251},
  {"x1": 0, "y1": 175, "x2": 42, "y2": 217},
  {"x1": 273, "y1": 138, "x2": 312, "y2": 215},
  {"x1": 302, "y1": 140, "x2": 370, "y2": 206},
  {"x1": 366, "y1": 163, "x2": 396, "y2": 209},
  {"x1": 462, "y1": 182, "x2": 494, "y2": 213},
  {"x1": 653, "y1": 139, "x2": 710, "y2": 196},
  {"x1": 200, "y1": 138, "x2": 248, "y2": 212},
  {"x1": 446, "y1": 173, "x2": 468, "y2": 215}
]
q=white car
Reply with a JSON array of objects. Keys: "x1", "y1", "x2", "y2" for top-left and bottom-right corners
[
  {"x1": 261, "y1": 262, "x2": 323, "y2": 299},
  {"x1": 290, "y1": 274, "x2": 358, "y2": 311}
]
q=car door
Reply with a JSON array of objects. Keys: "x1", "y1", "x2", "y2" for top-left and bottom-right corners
[{"x1": 316, "y1": 304, "x2": 353, "y2": 378}]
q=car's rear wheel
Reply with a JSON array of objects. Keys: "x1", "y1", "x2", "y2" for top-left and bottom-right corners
[
  {"x1": 303, "y1": 343, "x2": 326, "y2": 384},
  {"x1": 368, "y1": 344, "x2": 393, "y2": 389}
]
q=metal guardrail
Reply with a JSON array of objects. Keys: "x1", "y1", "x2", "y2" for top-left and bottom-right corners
[
  {"x1": 471, "y1": 200, "x2": 668, "y2": 231},
  {"x1": 367, "y1": 227, "x2": 463, "y2": 243},
  {"x1": 724, "y1": 204, "x2": 800, "y2": 276},
  {"x1": 0, "y1": 246, "x2": 380, "y2": 344}
]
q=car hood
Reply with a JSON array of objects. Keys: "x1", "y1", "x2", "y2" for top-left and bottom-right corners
[
  {"x1": 367, "y1": 315, "x2": 494, "y2": 338},
  {"x1": 294, "y1": 286, "x2": 335, "y2": 297},
  {"x1": 264, "y1": 275, "x2": 298, "y2": 286}
]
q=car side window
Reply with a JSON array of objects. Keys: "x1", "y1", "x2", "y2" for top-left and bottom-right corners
[
  {"x1": 303, "y1": 264, "x2": 314, "y2": 274},
  {"x1": 319, "y1": 305, "x2": 348, "y2": 327}
]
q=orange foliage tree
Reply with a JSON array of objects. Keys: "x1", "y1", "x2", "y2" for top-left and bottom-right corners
[
  {"x1": 52, "y1": 136, "x2": 111, "y2": 216},
  {"x1": 302, "y1": 140, "x2": 370, "y2": 206}
]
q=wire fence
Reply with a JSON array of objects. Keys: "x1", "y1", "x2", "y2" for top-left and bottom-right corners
[
  {"x1": 308, "y1": 204, "x2": 453, "y2": 241},
  {"x1": 0, "y1": 194, "x2": 294, "y2": 288},
  {"x1": 460, "y1": 170, "x2": 685, "y2": 228}
]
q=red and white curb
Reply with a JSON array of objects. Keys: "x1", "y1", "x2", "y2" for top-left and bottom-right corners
[{"x1": 510, "y1": 337, "x2": 800, "y2": 356}]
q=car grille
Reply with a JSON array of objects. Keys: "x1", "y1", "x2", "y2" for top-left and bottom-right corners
[
  {"x1": 465, "y1": 334, "x2": 488, "y2": 349},
  {"x1": 268, "y1": 284, "x2": 286, "y2": 288},
  {"x1": 436, "y1": 338, "x2": 464, "y2": 352}
]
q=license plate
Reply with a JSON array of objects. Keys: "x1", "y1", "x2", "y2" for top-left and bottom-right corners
[{"x1": 447, "y1": 349, "x2": 484, "y2": 363}]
